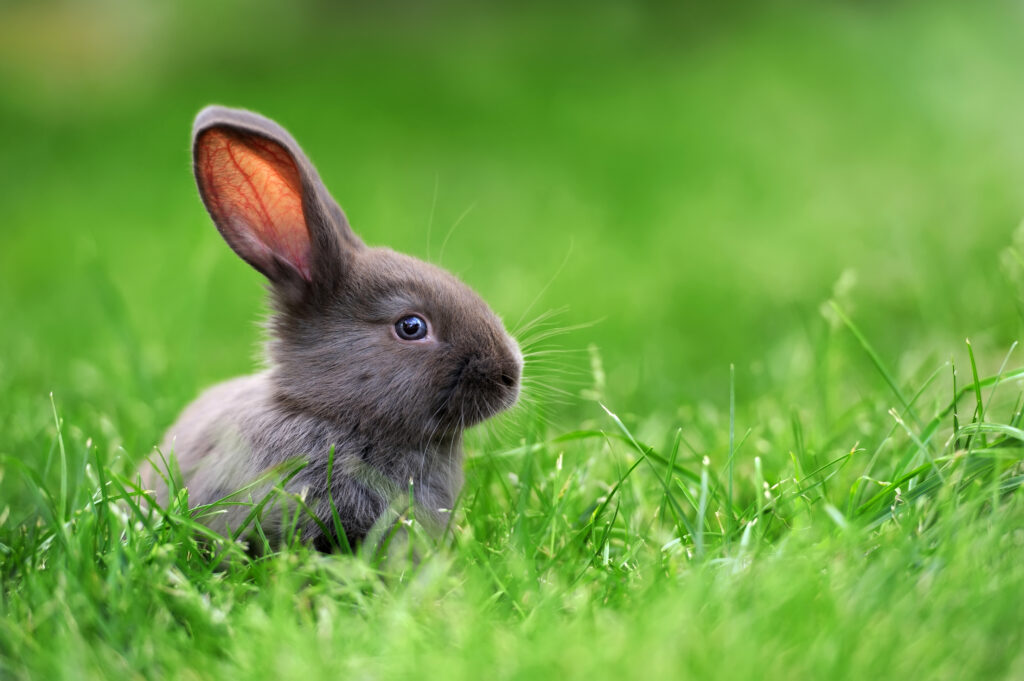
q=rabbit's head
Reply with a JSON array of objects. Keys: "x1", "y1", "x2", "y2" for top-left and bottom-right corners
[{"x1": 192, "y1": 106, "x2": 521, "y2": 442}]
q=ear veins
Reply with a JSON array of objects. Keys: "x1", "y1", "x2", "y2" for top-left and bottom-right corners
[{"x1": 199, "y1": 129, "x2": 312, "y2": 280}]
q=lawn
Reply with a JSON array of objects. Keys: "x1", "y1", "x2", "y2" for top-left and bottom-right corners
[{"x1": 3, "y1": 2, "x2": 1024, "y2": 679}]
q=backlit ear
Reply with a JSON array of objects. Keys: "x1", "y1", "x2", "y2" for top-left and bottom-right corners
[
  {"x1": 195, "y1": 126, "x2": 313, "y2": 280},
  {"x1": 191, "y1": 106, "x2": 363, "y2": 291}
]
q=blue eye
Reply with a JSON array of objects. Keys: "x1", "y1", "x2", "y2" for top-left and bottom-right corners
[{"x1": 395, "y1": 315, "x2": 428, "y2": 341}]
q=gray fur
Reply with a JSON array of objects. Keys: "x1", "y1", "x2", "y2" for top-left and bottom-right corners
[{"x1": 143, "y1": 106, "x2": 522, "y2": 547}]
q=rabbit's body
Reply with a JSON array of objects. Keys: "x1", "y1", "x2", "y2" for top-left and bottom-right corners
[
  {"x1": 156, "y1": 370, "x2": 463, "y2": 545},
  {"x1": 144, "y1": 107, "x2": 520, "y2": 547}
]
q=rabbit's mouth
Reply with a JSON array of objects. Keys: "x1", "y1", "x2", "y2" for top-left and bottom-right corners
[{"x1": 436, "y1": 350, "x2": 521, "y2": 430}]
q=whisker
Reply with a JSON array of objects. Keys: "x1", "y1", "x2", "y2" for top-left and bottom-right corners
[
  {"x1": 513, "y1": 305, "x2": 570, "y2": 338},
  {"x1": 522, "y1": 387, "x2": 577, "y2": 402},
  {"x1": 522, "y1": 372, "x2": 587, "y2": 387},
  {"x1": 438, "y1": 202, "x2": 478, "y2": 266},
  {"x1": 521, "y1": 365, "x2": 589, "y2": 380},
  {"x1": 521, "y1": 348, "x2": 589, "y2": 358},
  {"x1": 513, "y1": 240, "x2": 574, "y2": 333},
  {"x1": 426, "y1": 172, "x2": 440, "y2": 262},
  {"x1": 517, "y1": 319, "x2": 604, "y2": 348}
]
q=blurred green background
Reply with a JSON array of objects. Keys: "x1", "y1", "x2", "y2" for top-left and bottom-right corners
[{"x1": 3, "y1": 0, "x2": 1024, "y2": 457}]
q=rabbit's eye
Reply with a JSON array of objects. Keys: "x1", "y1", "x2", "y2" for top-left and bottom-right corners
[{"x1": 395, "y1": 315, "x2": 428, "y2": 341}]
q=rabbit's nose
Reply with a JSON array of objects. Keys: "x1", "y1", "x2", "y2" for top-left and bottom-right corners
[{"x1": 466, "y1": 352, "x2": 518, "y2": 392}]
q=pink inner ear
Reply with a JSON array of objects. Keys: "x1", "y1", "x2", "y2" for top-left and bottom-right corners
[{"x1": 197, "y1": 129, "x2": 312, "y2": 280}]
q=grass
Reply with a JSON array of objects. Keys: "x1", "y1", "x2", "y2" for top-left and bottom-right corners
[
  {"x1": 4, "y1": 314, "x2": 1024, "y2": 679},
  {"x1": 4, "y1": 1, "x2": 1024, "y2": 679}
]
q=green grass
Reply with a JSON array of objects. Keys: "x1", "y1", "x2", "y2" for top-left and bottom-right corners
[
  {"x1": 4, "y1": 1, "x2": 1024, "y2": 679},
  {"x1": 4, "y1": 325, "x2": 1024, "y2": 679}
]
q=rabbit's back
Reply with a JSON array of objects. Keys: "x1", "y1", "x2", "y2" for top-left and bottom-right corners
[{"x1": 147, "y1": 374, "x2": 269, "y2": 505}]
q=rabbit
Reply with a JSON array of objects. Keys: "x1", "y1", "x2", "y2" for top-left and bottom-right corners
[{"x1": 142, "y1": 106, "x2": 522, "y2": 549}]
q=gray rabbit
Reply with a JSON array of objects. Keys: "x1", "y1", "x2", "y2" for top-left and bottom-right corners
[{"x1": 143, "y1": 106, "x2": 522, "y2": 548}]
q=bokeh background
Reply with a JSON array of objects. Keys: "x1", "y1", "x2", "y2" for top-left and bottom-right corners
[{"x1": 3, "y1": 0, "x2": 1024, "y2": 458}]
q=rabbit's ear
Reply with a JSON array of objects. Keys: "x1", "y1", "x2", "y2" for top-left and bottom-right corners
[{"x1": 192, "y1": 106, "x2": 363, "y2": 294}]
